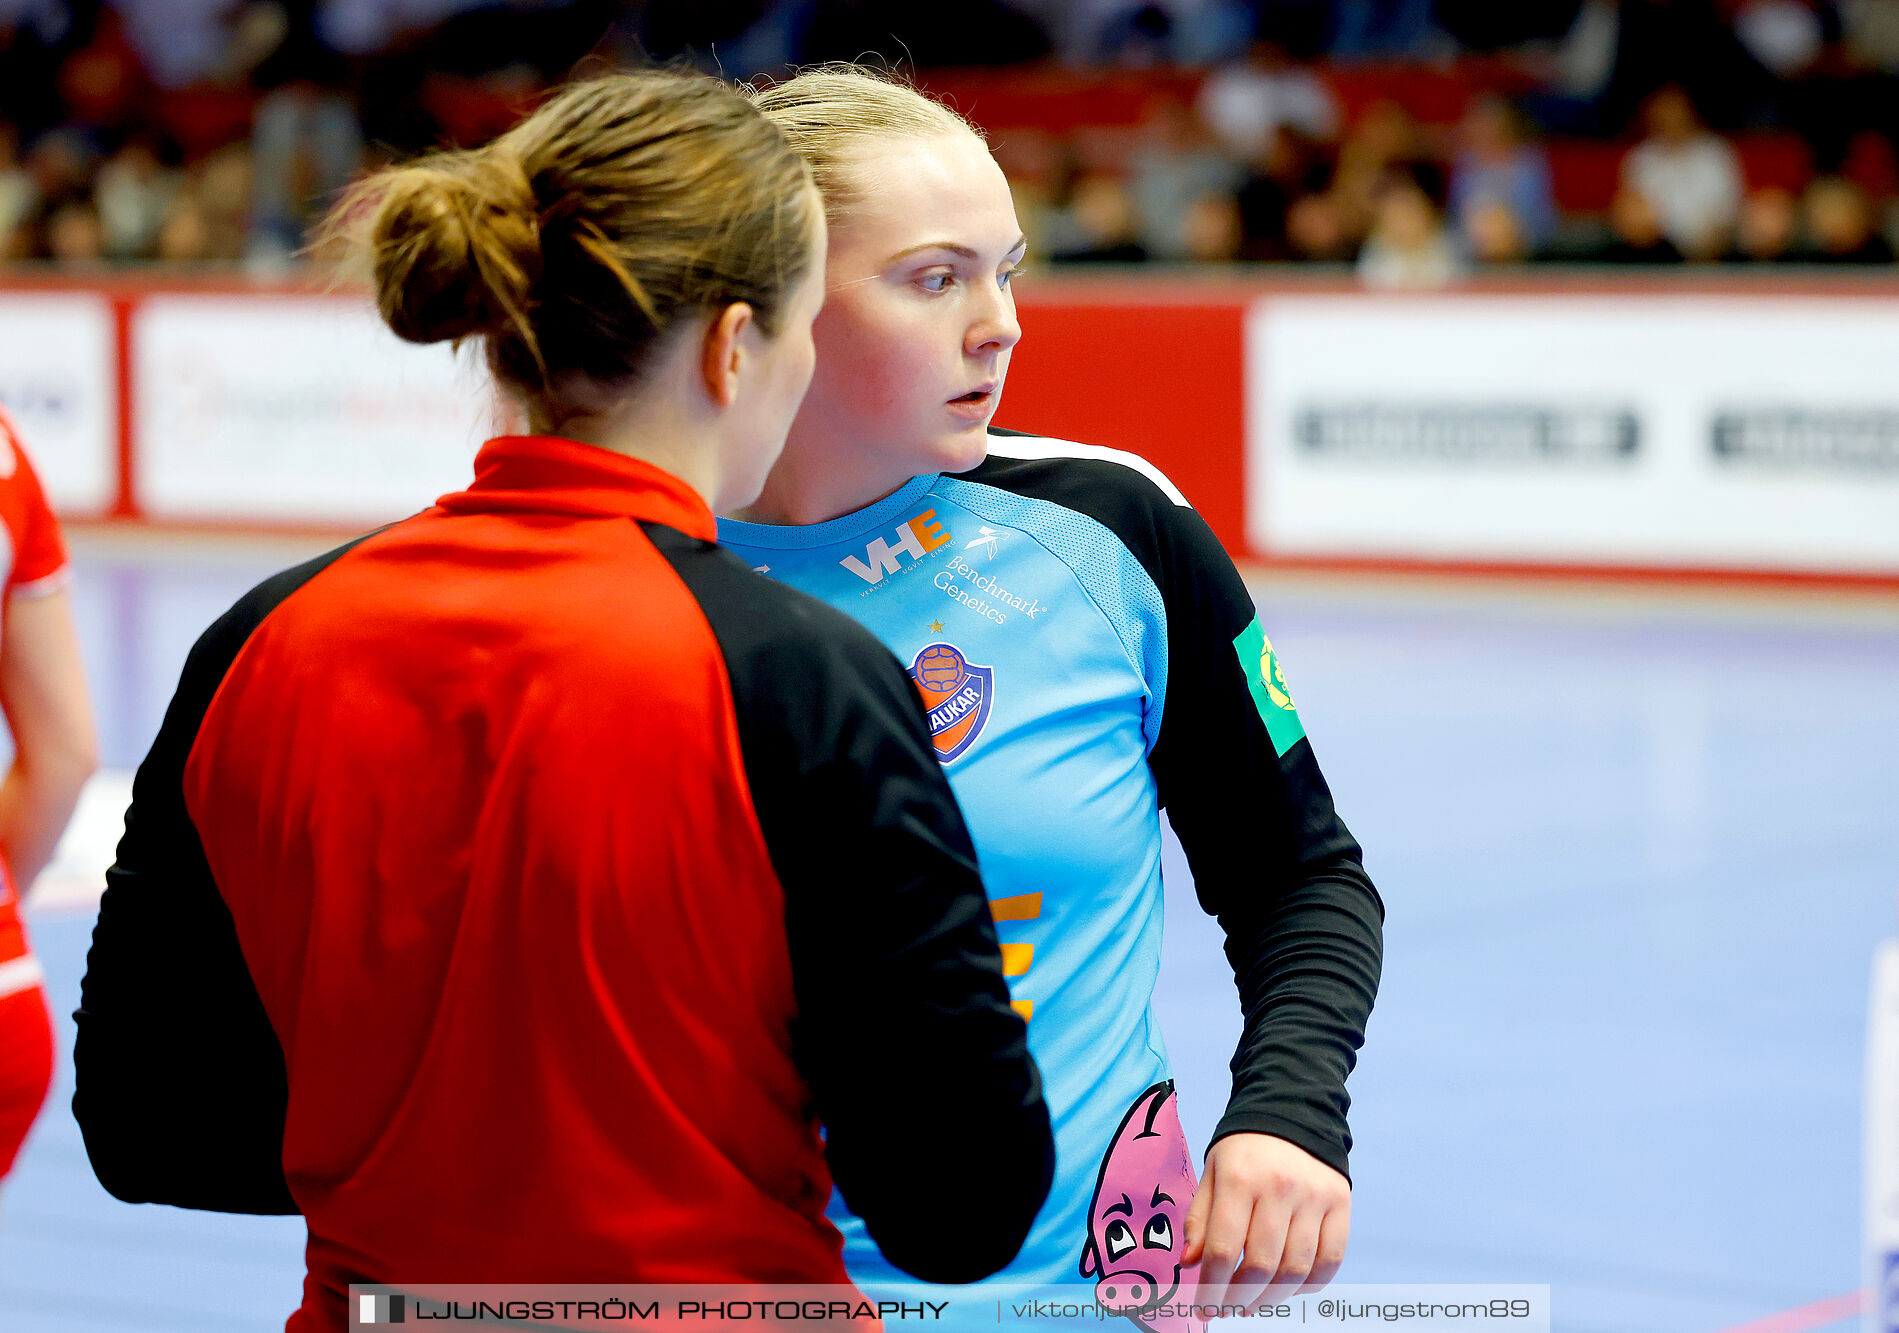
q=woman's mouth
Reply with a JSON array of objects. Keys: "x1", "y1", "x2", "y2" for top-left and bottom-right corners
[{"x1": 947, "y1": 385, "x2": 997, "y2": 418}]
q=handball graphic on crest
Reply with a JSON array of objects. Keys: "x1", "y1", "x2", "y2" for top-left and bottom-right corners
[
  {"x1": 915, "y1": 643, "x2": 964, "y2": 690},
  {"x1": 908, "y1": 643, "x2": 995, "y2": 762}
]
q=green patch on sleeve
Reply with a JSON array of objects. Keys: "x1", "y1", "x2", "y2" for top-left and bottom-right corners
[{"x1": 1233, "y1": 618, "x2": 1307, "y2": 757}]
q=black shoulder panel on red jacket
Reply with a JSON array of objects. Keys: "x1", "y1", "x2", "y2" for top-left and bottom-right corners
[{"x1": 75, "y1": 534, "x2": 375, "y2": 1214}]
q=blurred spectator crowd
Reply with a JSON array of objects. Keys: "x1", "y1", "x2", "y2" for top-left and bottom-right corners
[{"x1": 4, "y1": 0, "x2": 1899, "y2": 277}]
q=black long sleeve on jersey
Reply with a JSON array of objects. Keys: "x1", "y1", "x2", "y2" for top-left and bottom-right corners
[
  {"x1": 646, "y1": 525, "x2": 1055, "y2": 1282},
  {"x1": 975, "y1": 434, "x2": 1385, "y2": 1181}
]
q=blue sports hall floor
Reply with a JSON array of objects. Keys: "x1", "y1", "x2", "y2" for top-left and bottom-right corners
[{"x1": 3, "y1": 530, "x2": 1893, "y2": 1332}]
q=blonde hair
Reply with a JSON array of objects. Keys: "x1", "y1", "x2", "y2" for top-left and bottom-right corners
[
  {"x1": 745, "y1": 65, "x2": 983, "y2": 225},
  {"x1": 330, "y1": 72, "x2": 819, "y2": 419}
]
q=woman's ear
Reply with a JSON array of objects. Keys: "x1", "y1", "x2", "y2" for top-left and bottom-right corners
[{"x1": 700, "y1": 302, "x2": 756, "y2": 408}]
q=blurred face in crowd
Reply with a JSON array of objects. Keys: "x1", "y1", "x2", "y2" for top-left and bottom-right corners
[
  {"x1": 27, "y1": 132, "x2": 90, "y2": 196},
  {"x1": 48, "y1": 202, "x2": 103, "y2": 265},
  {"x1": 1071, "y1": 173, "x2": 1140, "y2": 246},
  {"x1": 1287, "y1": 193, "x2": 1351, "y2": 259},
  {"x1": 1738, "y1": 187, "x2": 1797, "y2": 260},
  {"x1": 1351, "y1": 100, "x2": 1417, "y2": 168},
  {"x1": 1462, "y1": 98, "x2": 1519, "y2": 165},
  {"x1": 158, "y1": 199, "x2": 211, "y2": 263},
  {"x1": 1373, "y1": 181, "x2": 1438, "y2": 253},
  {"x1": 1805, "y1": 178, "x2": 1874, "y2": 253},
  {"x1": 753, "y1": 130, "x2": 1026, "y2": 523},
  {"x1": 107, "y1": 141, "x2": 161, "y2": 183},
  {"x1": 1182, "y1": 192, "x2": 1242, "y2": 262},
  {"x1": 1465, "y1": 199, "x2": 1528, "y2": 263},
  {"x1": 1644, "y1": 88, "x2": 1699, "y2": 145},
  {"x1": 1611, "y1": 186, "x2": 1665, "y2": 246}
]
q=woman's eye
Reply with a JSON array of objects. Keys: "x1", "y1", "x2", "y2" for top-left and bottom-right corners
[
  {"x1": 999, "y1": 265, "x2": 1025, "y2": 289},
  {"x1": 919, "y1": 272, "x2": 955, "y2": 293}
]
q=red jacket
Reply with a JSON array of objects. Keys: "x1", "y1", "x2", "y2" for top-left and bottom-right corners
[{"x1": 76, "y1": 436, "x2": 1052, "y2": 1329}]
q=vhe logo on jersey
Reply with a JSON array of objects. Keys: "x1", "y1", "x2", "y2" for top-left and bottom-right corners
[
  {"x1": 840, "y1": 509, "x2": 951, "y2": 585},
  {"x1": 908, "y1": 643, "x2": 994, "y2": 762}
]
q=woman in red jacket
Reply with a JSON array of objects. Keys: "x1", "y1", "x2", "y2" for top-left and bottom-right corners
[{"x1": 74, "y1": 71, "x2": 1050, "y2": 1329}]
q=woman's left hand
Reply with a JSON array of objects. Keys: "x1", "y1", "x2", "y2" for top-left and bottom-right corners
[{"x1": 1181, "y1": 1131, "x2": 1351, "y2": 1309}]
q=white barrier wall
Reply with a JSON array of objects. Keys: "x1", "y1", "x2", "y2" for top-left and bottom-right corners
[
  {"x1": 5, "y1": 284, "x2": 1897, "y2": 581},
  {"x1": 0, "y1": 293, "x2": 117, "y2": 516},
  {"x1": 1248, "y1": 296, "x2": 1899, "y2": 574},
  {"x1": 134, "y1": 295, "x2": 504, "y2": 524}
]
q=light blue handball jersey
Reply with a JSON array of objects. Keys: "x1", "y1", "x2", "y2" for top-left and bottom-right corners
[{"x1": 718, "y1": 429, "x2": 1382, "y2": 1309}]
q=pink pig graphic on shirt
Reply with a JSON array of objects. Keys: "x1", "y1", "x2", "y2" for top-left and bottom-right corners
[{"x1": 1079, "y1": 1082, "x2": 1205, "y2": 1333}]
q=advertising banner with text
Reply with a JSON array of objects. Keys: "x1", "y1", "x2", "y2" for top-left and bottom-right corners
[
  {"x1": 134, "y1": 294, "x2": 506, "y2": 524},
  {"x1": 1248, "y1": 295, "x2": 1899, "y2": 574},
  {"x1": 0, "y1": 293, "x2": 116, "y2": 516}
]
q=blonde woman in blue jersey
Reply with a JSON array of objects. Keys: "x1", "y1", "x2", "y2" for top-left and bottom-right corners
[{"x1": 721, "y1": 67, "x2": 1383, "y2": 1321}]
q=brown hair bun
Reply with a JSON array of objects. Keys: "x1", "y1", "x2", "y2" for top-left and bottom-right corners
[
  {"x1": 329, "y1": 71, "x2": 819, "y2": 425},
  {"x1": 369, "y1": 152, "x2": 541, "y2": 349}
]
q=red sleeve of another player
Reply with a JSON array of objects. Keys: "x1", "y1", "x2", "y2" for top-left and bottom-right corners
[{"x1": 0, "y1": 415, "x2": 70, "y2": 600}]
